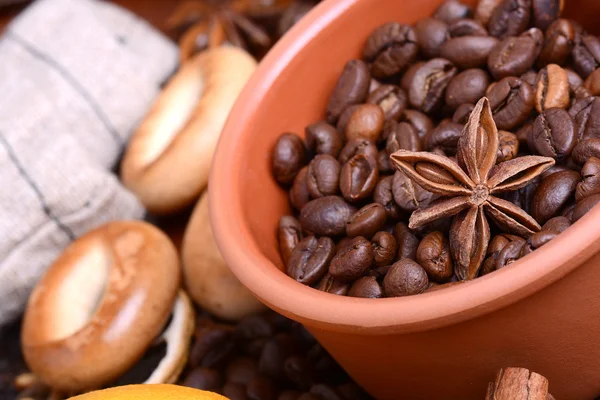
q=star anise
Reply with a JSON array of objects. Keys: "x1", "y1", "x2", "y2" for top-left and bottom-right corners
[{"x1": 390, "y1": 98, "x2": 555, "y2": 280}]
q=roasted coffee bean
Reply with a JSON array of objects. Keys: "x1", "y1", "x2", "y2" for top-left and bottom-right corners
[
  {"x1": 488, "y1": 77, "x2": 535, "y2": 130},
  {"x1": 307, "y1": 155, "x2": 341, "y2": 198},
  {"x1": 226, "y1": 357, "x2": 260, "y2": 386},
  {"x1": 290, "y1": 167, "x2": 311, "y2": 211},
  {"x1": 445, "y1": 69, "x2": 490, "y2": 109},
  {"x1": 190, "y1": 326, "x2": 237, "y2": 369},
  {"x1": 433, "y1": 0, "x2": 472, "y2": 24},
  {"x1": 305, "y1": 122, "x2": 344, "y2": 158},
  {"x1": 224, "y1": 383, "x2": 249, "y2": 400},
  {"x1": 400, "y1": 62, "x2": 425, "y2": 92},
  {"x1": 340, "y1": 155, "x2": 379, "y2": 203},
  {"x1": 538, "y1": 19, "x2": 576, "y2": 67},
  {"x1": 316, "y1": 273, "x2": 350, "y2": 295},
  {"x1": 377, "y1": 150, "x2": 393, "y2": 174},
  {"x1": 572, "y1": 34, "x2": 600, "y2": 79},
  {"x1": 542, "y1": 215, "x2": 572, "y2": 232},
  {"x1": 452, "y1": 103, "x2": 475, "y2": 124},
  {"x1": 532, "y1": 0, "x2": 563, "y2": 30},
  {"x1": 569, "y1": 96, "x2": 600, "y2": 140},
  {"x1": 392, "y1": 170, "x2": 437, "y2": 211},
  {"x1": 287, "y1": 236, "x2": 335, "y2": 285},
  {"x1": 393, "y1": 222, "x2": 420, "y2": 260},
  {"x1": 535, "y1": 64, "x2": 570, "y2": 113},
  {"x1": 561, "y1": 201, "x2": 576, "y2": 220},
  {"x1": 503, "y1": 178, "x2": 540, "y2": 214},
  {"x1": 346, "y1": 203, "x2": 387, "y2": 239},
  {"x1": 531, "y1": 108, "x2": 577, "y2": 160},
  {"x1": 487, "y1": 0, "x2": 532, "y2": 39},
  {"x1": 416, "y1": 231, "x2": 454, "y2": 283},
  {"x1": 373, "y1": 175, "x2": 403, "y2": 219},
  {"x1": 345, "y1": 104, "x2": 385, "y2": 142},
  {"x1": 521, "y1": 230, "x2": 558, "y2": 256},
  {"x1": 414, "y1": 18, "x2": 449, "y2": 59},
  {"x1": 383, "y1": 259, "x2": 429, "y2": 297},
  {"x1": 495, "y1": 239, "x2": 526, "y2": 268},
  {"x1": 366, "y1": 85, "x2": 407, "y2": 122},
  {"x1": 338, "y1": 139, "x2": 378, "y2": 165},
  {"x1": 247, "y1": 376, "x2": 277, "y2": 400},
  {"x1": 497, "y1": 130, "x2": 519, "y2": 162},
  {"x1": 183, "y1": 368, "x2": 223, "y2": 391},
  {"x1": 516, "y1": 122, "x2": 534, "y2": 147},
  {"x1": 326, "y1": 60, "x2": 370, "y2": 122},
  {"x1": 448, "y1": 18, "x2": 488, "y2": 37},
  {"x1": 424, "y1": 281, "x2": 465, "y2": 291},
  {"x1": 488, "y1": 234, "x2": 518, "y2": 255},
  {"x1": 488, "y1": 28, "x2": 544, "y2": 80},
  {"x1": 584, "y1": 68, "x2": 600, "y2": 97},
  {"x1": 347, "y1": 276, "x2": 383, "y2": 298},
  {"x1": 273, "y1": 133, "x2": 307, "y2": 185},
  {"x1": 371, "y1": 231, "x2": 397, "y2": 267},
  {"x1": 440, "y1": 36, "x2": 499, "y2": 69},
  {"x1": 299, "y1": 196, "x2": 356, "y2": 236},
  {"x1": 284, "y1": 356, "x2": 314, "y2": 390},
  {"x1": 425, "y1": 121, "x2": 464, "y2": 154},
  {"x1": 573, "y1": 139, "x2": 600, "y2": 165},
  {"x1": 385, "y1": 122, "x2": 422, "y2": 154},
  {"x1": 278, "y1": 216, "x2": 303, "y2": 265},
  {"x1": 337, "y1": 383, "x2": 371, "y2": 400},
  {"x1": 369, "y1": 265, "x2": 392, "y2": 279},
  {"x1": 310, "y1": 384, "x2": 346, "y2": 400},
  {"x1": 329, "y1": 236, "x2": 374, "y2": 281},
  {"x1": 235, "y1": 315, "x2": 275, "y2": 357},
  {"x1": 531, "y1": 170, "x2": 581, "y2": 224},
  {"x1": 521, "y1": 70, "x2": 539, "y2": 87},
  {"x1": 402, "y1": 110, "x2": 434, "y2": 141},
  {"x1": 409, "y1": 58, "x2": 457, "y2": 114},
  {"x1": 573, "y1": 193, "x2": 600, "y2": 222},
  {"x1": 369, "y1": 78, "x2": 382, "y2": 93},
  {"x1": 363, "y1": 23, "x2": 418, "y2": 79},
  {"x1": 259, "y1": 334, "x2": 301, "y2": 381},
  {"x1": 576, "y1": 157, "x2": 600, "y2": 201},
  {"x1": 475, "y1": 0, "x2": 505, "y2": 25},
  {"x1": 336, "y1": 105, "x2": 361, "y2": 134}
]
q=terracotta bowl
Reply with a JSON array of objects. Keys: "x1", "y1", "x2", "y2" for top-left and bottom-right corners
[{"x1": 210, "y1": 0, "x2": 600, "y2": 398}]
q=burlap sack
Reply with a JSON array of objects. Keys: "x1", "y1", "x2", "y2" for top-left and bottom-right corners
[{"x1": 0, "y1": 0, "x2": 178, "y2": 326}]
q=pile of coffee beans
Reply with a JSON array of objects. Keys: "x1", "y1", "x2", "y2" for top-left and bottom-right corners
[{"x1": 272, "y1": 0, "x2": 600, "y2": 297}]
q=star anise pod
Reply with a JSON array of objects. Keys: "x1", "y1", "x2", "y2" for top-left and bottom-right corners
[{"x1": 390, "y1": 98, "x2": 555, "y2": 280}]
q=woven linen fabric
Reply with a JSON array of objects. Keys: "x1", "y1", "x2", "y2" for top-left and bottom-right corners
[{"x1": 0, "y1": 0, "x2": 178, "y2": 326}]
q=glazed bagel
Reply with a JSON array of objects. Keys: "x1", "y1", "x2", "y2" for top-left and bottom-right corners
[
  {"x1": 67, "y1": 384, "x2": 228, "y2": 400},
  {"x1": 21, "y1": 221, "x2": 181, "y2": 392},
  {"x1": 121, "y1": 47, "x2": 257, "y2": 215}
]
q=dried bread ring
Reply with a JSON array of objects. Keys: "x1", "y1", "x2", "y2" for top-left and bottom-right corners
[
  {"x1": 121, "y1": 47, "x2": 257, "y2": 215},
  {"x1": 67, "y1": 384, "x2": 228, "y2": 400},
  {"x1": 21, "y1": 221, "x2": 181, "y2": 392}
]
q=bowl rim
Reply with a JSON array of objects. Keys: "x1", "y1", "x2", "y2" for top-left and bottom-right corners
[{"x1": 209, "y1": 0, "x2": 600, "y2": 334}]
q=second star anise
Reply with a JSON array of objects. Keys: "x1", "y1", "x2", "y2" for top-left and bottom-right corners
[{"x1": 391, "y1": 98, "x2": 555, "y2": 280}]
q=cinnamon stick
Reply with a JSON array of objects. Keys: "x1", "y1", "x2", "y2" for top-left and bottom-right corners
[{"x1": 485, "y1": 367, "x2": 554, "y2": 400}]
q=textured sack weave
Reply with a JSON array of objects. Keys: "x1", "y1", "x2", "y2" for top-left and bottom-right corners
[{"x1": 0, "y1": 0, "x2": 178, "y2": 326}]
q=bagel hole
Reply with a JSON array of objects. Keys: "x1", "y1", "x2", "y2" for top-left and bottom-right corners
[{"x1": 111, "y1": 341, "x2": 168, "y2": 386}]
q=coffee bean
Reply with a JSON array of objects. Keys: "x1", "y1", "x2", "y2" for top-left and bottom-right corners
[
  {"x1": 307, "y1": 155, "x2": 341, "y2": 198},
  {"x1": 521, "y1": 230, "x2": 558, "y2": 256},
  {"x1": 377, "y1": 150, "x2": 393, "y2": 174},
  {"x1": 190, "y1": 326, "x2": 237, "y2": 369},
  {"x1": 247, "y1": 376, "x2": 277, "y2": 400},
  {"x1": 573, "y1": 139, "x2": 600, "y2": 165},
  {"x1": 273, "y1": 133, "x2": 307, "y2": 185},
  {"x1": 235, "y1": 315, "x2": 275, "y2": 357},
  {"x1": 535, "y1": 64, "x2": 570, "y2": 113},
  {"x1": 338, "y1": 139, "x2": 378, "y2": 165},
  {"x1": 371, "y1": 231, "x2": 397, "y2": 267},
  {"x1": 326, "y1": 60, "x2": 371, "y2": 122},
  {"x1": 347, "y1": 276, "x2": 383, "y2": 298},
  {"x1": 497, "y1": 130, "x2": 519, "y2": 162},
  {"x1": 279, "y1": 216, "x2": 304, "y2": 265},
  {"x1": 576, "y1": 157, "x2": 600, "y2": 202},
  {"x1": 402, "y1": 110, "x2": 434, "y2": 141},
  {"x1": 337, "y1": 383, "x2": 371, "y2": 400},
  {"x1": 488, "y1": 77, "x2": 535, "y2": 130},
  {"x1": 363, "y1": 23, "x2": 418, "y2": 79},
  {"x1": 345, "y1": 104, "x2": 385, "y2": 142},
  {"x1": 383, "y1": 259, "x2": 429, "y2": 297},
  {"x1": 336, "y1": 105, "x2": 361, "y2": 134},
  {"x1": 284, "y1": 356, "x2": 314, "y2": 390},
  {"x1": 287, "y1": 236, "x2": 335, "y2": 285},
  {"x1": 183, "y1": 368, "x2": 224, "y2": 391},
  {"x1": 346, "y1": 203, "x2": 387, "y2": 239},
  {"x1": 572, "y1": 34, "x2": 600, "y2": 79},
  {"x1": 440, "y1": 36, "x2": 499, "y2": 69},
  {"x1": 448, "y1": 18, "x2": 488, "y2": 37},
  {"x1": 299, "y1": 196, "x2": 356, "y2": 236},
  {"x1": 305, "y1": 122, "x2": 344, "y2": 158},
  {"x1": 316, "y1": 274, "x2": 350, "y2": 295},
  {"x1": 521, "y1": 70, "x2": 539, "y2": 87},
  {"x1": 503, "y1": 178, "x2": 540, "y2": 215},
  {"x1": 569, "y1": 96, "x2": 600, "y2": 140},
  {"x1": 224, "y1": 383, "x2": 249, "y2": 400},
  {"x1": 369, "y1": 265, "x2": 392, "y2": 279},
  {"x1": 531, "y1": 170, "x2": 582, "y2": 224},
  {"x1": 516, "y1": 122, "x2": 534, "y2": 148},
  {"x1": 400, "y1": 62, "x2": 425, "y2": 92},
  {"x1": 340, "y1": 154, "x2": 379, "y2": 203},
  {"x1": 259, "y1": 334, "x2": 302, "y2": 381},
  {"x1": 433, "y1": 0, "x2": 472, "y2": 24},
  {"x1": 583, "y1": 68, "x2": 600, "y2": 97},
  {"x1": 487, "y1": 0, "x2": 532, "y2": 39},
  {"x1": 452, "y1": 103, "x2": 475, "y2": 124},
  {"x1": 329, "y1": 236, "x2": 374, "y2": 281},
  {"x1": 488, "y1": 28, "x2": 544, "y2": 80},
  {"x1": 366, "y1": 85, "x2": 407, "y2": 122},
  {"x1": 414, "y1": 18, "x2": 449, "y2": 59},
  {"x1": 531, "y1": 108, "x2": 577, "y2": 160},
  {"x1": 542, "y1": 215, "x2": 572, "y2": 232},
  {"x1": 425, "y1": 121, "x2": 464, "y2": 154},
  {"x1": 573, "y1": 193, "x2": 600, "y2": 222},
  {"x1": 537, "y1": 19, "x2": 576, "y2": 67},
  {"x1": 475, "y1": 0, "x2": 504, "y2": 25},
  {"x1": 392, "y1": 170, "x2": 437, "y2": 211},
  {"x1": 532, "y1": 0, "x2": 563, "y2": 30},
  {"x1": 445, "y1": 69, "x2": 490, "y2": 109},
  {"x1": 393, "y1": 222, "x2": 420, "y2": 260},
  {"x1": 409, "y1": 58, "x2": 457, "y2": 114},
  {"x1": 226, "y1": 357, "x2": 260, "y2": 386},
  {"x1": 373, "y1": 175, "x2": 403, "y2": 219},
  {"x1": 290, "y1": 167, "x2": 311, "y2": 211},
  {"x1": 495, "y1": 239, "x2": 526, "y2": 268},
  {"x1": 416, "y1": 231, "x2": 454, "y2": 283},
  {"x1": 385, "y1": 122, "x2": 422, "y2": 154}
]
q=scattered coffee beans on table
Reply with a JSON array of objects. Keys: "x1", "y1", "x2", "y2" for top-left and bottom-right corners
[{"x1": 272, "y1": 0, "x2": 600, "y2": 297}]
